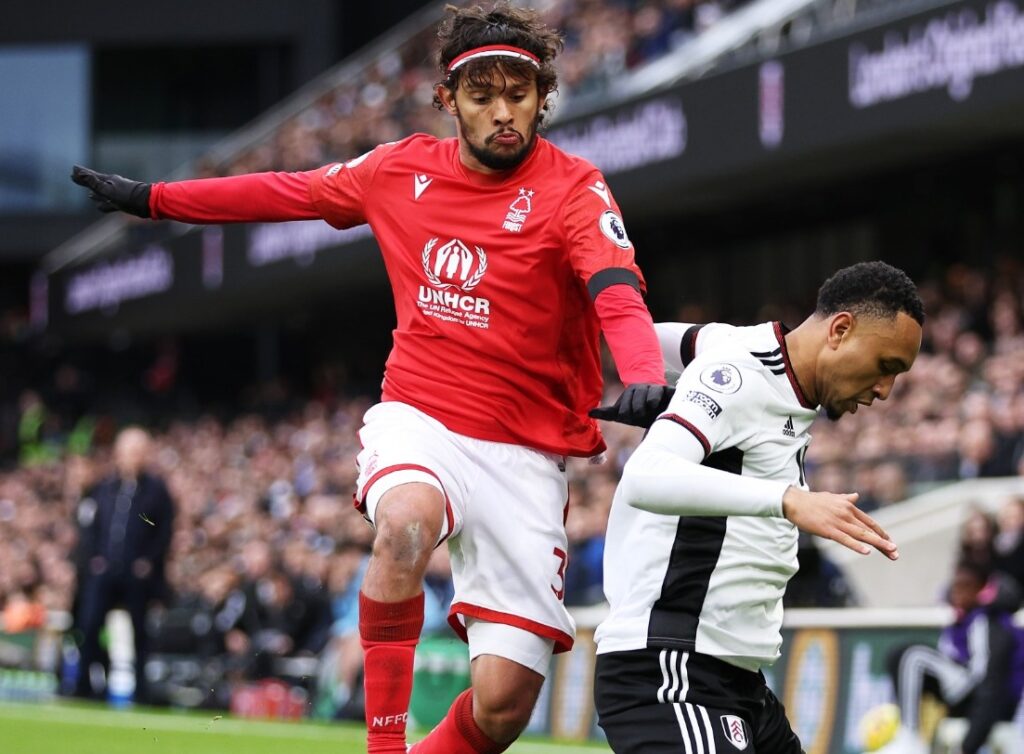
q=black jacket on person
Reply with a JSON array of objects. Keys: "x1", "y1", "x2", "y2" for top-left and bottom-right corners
[{"x1": 75, "y1": 470, "x2": 175, "y2": 600}]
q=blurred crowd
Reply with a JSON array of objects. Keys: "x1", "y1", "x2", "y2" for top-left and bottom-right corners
[
  {"x1": 3, "y1": 260, "x2": 1024, "y2": 707},
  {"x1": 0, "y1": 393, "x2": 638, "y2": 711},
  {"x1": 204, "y1": 0, "x2": 747, "y2": 177},
  {"x1": 957, "y1": 499, "x2": 1024, "y2": 598}
]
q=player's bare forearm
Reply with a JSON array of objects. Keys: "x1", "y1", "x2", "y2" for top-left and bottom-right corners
[{"x1": 781, "y1": 486, "x2": 898, "y2": 559}]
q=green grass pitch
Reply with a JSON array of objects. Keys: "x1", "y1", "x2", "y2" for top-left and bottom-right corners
[{"x1": 0, "y1": 701, "x2": 612, "y2": 754}]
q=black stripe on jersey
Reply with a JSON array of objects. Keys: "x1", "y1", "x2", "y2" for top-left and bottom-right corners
[
  {"x1": 797, "y1": 446, "x2": 808, "y2": 487},
  {"x1": 750, "y1": 347, "x2": 781, "y2": 358},
  {"x1": 587, "y1": 267, "x2": 641, "y2": 299},
  {"x1": 770, "y1": 368, "x2": 787, "y2": 375},
  {"x1": 757, "y1": 356, "x2": 784, "y2": 366},
  {"x1": 648, "y1": 447, "x2": 743, "y2": 650},
  {"x1": 680, "y1": 325, "x2": 705, "y2": 367}
]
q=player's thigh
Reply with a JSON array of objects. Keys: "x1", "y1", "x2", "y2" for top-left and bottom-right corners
[
  {"x1": 599, "y1": 700, "x2": 736, "y2": 754},
  {"x1": 447, "y1": 439, "x2": 573, "y2": 651},
  {"x1": 355, "y1": 401, "x2": 470, "y2": 545}
]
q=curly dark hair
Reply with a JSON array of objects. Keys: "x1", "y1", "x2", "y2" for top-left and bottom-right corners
[
  {"x1": 433, "y1": 3, "x2": 564, "y2": 125},
  {"x1": 815, "y1": 261, "x2": 925, "y2": 325}
]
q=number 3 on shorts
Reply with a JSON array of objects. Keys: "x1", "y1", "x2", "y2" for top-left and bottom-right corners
[{"x1": 551, "y1": 547, "x2": 568, "y2": 600}]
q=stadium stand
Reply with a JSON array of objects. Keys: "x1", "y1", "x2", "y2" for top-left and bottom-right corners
[{"x1": 2, "y1": 0, "x2": 1024, "y2": 749}]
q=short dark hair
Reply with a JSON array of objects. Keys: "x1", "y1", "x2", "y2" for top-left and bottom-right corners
[
  {"x1": 815, "y1": 261, "x2": 925, "y2": 325},
  {"x1": 954, "y1": 559, "x2": 990, "y2": 586},
  {"x1": 433, "y1": 3, "x2": 563, "y2": 125}
]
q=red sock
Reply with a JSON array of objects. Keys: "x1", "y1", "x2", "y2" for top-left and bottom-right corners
[
  {"x1": 410, "y1": 689, "x2": 509, "y2": 754},
  {"x1": 360, "y1": 592, "x2": 424, "y2": 754}
]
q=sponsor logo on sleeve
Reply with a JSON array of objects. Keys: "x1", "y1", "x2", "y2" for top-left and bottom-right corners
[
  {"x1": 699, "y1": 363, "x2": 742, "y2": 395},
  {"x1": 685, "y1": 390, "x2": 722, "y2": 420},
  {"x1": 599, "y1": 210, "x2": 631, "y2": 249}
]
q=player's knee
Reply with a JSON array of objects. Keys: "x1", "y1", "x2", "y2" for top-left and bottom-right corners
[
  {"x1": 473, "y1": 687, "x2": 537, "y2": 743},
  {"x1": 372, "y1": 499, "x2": 439, "y2": 569}
]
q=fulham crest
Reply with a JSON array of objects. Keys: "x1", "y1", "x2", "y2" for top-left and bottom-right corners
[{"x1": 720, "y1": 715, "x2": 749, "y2": 750}]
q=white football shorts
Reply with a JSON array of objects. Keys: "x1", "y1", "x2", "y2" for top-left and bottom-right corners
[{"x1": 354, "y1": 401, "x2": 575, "y2": 659}]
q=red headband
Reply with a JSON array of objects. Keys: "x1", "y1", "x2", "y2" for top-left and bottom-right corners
[{"x1": 446, "y1": 45, "x2": 541, "y2": 75}]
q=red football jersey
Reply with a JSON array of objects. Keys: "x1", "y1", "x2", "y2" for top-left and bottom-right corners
[{"x1": 309, "y1": 134, "x2": 646, "y2": 457}]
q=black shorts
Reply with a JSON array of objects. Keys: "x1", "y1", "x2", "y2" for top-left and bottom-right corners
[{"x1": 595, "y1": 648, "x2": 804, "y2": 754}]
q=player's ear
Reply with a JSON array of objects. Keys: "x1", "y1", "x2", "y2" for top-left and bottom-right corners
[
  {"x1": 827, "y1": 312, "x2": 853, "y2": 350},
  {"x1": 436, "y1": 84, "x2": 458, "y2": 116}
]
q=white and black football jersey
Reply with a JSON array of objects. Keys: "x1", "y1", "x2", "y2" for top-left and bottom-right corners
[{"x1": 596, "y1": 321, "x2": 819, "y2": 672}]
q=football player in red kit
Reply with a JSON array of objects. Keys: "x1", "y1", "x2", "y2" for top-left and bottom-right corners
[{"x1": 71, "y1": 4, "x2": 670, "y2": 752}]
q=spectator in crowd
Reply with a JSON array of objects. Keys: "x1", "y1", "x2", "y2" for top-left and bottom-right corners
[
  {"x1": 886, "y1": 561, "x2": 1024, "y2": 754},
  {"x1": 225, "y1": 540, "x2": 330, "y2": 680},
  {"x1": 319, "y1": 543, "x2": 372, "y2": 720},
  {"x1": 784, "y1": 535, "x2": 856, "y2": 608},
  {"x1": 958, "y1": 507, "x2": 997, "y2": 575},
  {"x1": 994, "y1": 496, "x2": 1024, "y2": 591},
  {"x1": 70, "y1": 427, "x2": 175, "y2": 702},
  {"x1": 563, "y1": 474, "x2": 612, "y2": 607}
]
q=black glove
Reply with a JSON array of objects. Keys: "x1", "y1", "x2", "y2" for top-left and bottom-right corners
[
  {"x1": 589, "y1": 383, "x2": 675, "y2": 428},
  {"x1": 71, "y1": 165, "x2": 152, "y2": 218}
]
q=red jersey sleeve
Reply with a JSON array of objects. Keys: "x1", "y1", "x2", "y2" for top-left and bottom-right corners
[
  {"x1": 562, "y1": 170, "x2": 664, "y2": 385},
  {"x1": 561, "y1": 171, "x2": 646, "y2": 296},
  {"x1": 307, "y1": 144, "x2": 394, "y2": 229},
  {"x1": 594, "y1": 286, "x2": 666, "y2": 385},
  {"x1": 149, "y1": 171, "x2": 320, "y2": 224}
]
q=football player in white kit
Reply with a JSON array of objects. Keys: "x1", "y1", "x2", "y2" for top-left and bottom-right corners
[{"x1": 595, "y1": 262, "x2": 924, "y2": 753}]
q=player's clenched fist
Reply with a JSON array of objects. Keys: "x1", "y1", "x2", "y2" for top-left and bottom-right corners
[{"x1": 781, "y1": 486, "x2": 898, "y2": 560}]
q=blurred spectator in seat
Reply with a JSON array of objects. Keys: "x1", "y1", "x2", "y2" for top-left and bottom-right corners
[
  {"x1": 564, "y1": 477, "x2": 608, "y2": 607},
  {"x1": 71, "y1": 427, "x2": 175, "y2": 702},
  {"x1": 994, "y1": 497, "x2": 1024, "y2": 592},
  {"x1": 958, "y1": 507, "x2": 997, "y2": 574},
  {"x1": 318, "y1": 544, "x2": 371, "y2": 719},
  {"x1": 784, "y1": 535, "x2": 856, "y2": 608},
  {"x1": 422, "y1": 547, "x2": 455, "y2": 636},
  {"x1": 18, "y1": 390, "x2": 60, "y2": 466},
  {"x1": 958, "y1": 420, "x2": 1001, "y2": 479},
  {"x1": 2, "y1": 584, "x2": 47, "y2": 633}
]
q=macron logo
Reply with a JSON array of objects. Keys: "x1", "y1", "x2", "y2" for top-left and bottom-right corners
[
  {"x1": 414, "y1": 174, "x2": 433, "y2": 200},
  {"x1": 588, "y1": 180, "x2": 611, "y2": 208}
]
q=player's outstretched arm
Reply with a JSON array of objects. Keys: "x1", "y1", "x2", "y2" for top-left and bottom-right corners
[
  {"x1": 781, "y1": 486, "x2": 898, "y2": 559},
  {"x1": 71, "y1": 165, "x2": 321, "y2": 224}
]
